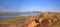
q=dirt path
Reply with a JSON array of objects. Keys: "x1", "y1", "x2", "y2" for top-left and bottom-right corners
[{"x1": 27, "y1": 21, "x2": 38, "y2": 27}]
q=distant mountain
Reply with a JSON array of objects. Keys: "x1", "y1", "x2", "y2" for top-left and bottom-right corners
[
  {"x1": 26, "y1": 11, "x2": 40, "y2": 13},
  {"x1": 32, "y1": 11, "x2": 40, "y2": 13}
]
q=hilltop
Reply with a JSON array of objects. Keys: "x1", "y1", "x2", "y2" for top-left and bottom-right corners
[{"x1": 27, "y1": 12, "x2": 60, "y2": 27}]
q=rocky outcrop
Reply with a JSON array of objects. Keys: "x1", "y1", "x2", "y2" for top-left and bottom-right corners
[{"x1": 27, "y1": 12, "x2": 59, "y2": 27}]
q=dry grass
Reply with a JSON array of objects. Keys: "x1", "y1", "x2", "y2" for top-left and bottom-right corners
[
  {"x1": 37, "y1": 12, "x2": 60, "y2": 27},
  {"x1": 27, "y1": 12, "x2": 60, "y2": 27},
  {"x1": 0, "y1": 16, "x2": 34, "y2": 27}
]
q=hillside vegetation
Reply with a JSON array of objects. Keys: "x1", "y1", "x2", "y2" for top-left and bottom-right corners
[
  {"x1": 27, "y1": 12, "x2": 60, "y2": 27},
  {"x1": 37, "y1": 12, "x2": 60, "y2": 27},
  {"x1": 0, "y1": 16, "x2": 35, "y2": 27}
]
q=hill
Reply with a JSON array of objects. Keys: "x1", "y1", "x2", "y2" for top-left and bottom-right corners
[{"x1": 27, "y1": 12, "x2": 60, "y2": 27}]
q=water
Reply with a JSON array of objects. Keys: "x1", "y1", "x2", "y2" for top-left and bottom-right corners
[
  {"x1": 20, "y1": 12, "x2": 39, "y2": 16},
  {"x1": 0, "y1": 12, "x2": 39, "y2": 20},
  {"x1": 0, "y1": 16, "x2": 19, "y2": 20}
]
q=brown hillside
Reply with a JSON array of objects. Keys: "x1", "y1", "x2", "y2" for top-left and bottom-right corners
[{"x1": 27, "y1": 12, "x2": 60, "y2": 27}]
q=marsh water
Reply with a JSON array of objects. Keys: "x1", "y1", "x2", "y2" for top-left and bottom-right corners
[{"x1": 0, "y1": 12, "x2": 39, "y2": 20}]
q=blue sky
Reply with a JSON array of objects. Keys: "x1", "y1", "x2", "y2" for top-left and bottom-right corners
[{"x1": 0, "y1": 0, "x2": 60, "y2": 12}]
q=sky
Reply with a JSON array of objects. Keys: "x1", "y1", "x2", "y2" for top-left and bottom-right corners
[{"x1": 0, "y1": 0, "x2": 60, "y2": 12}]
